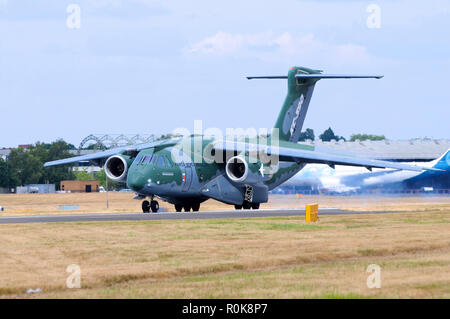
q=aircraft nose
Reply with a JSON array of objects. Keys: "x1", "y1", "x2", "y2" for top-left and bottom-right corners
[{"x1": 127, "y1": 172, "x2": 146, "y2": 192}]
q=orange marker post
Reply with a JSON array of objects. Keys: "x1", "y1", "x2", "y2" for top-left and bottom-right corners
[{"x1": 305, "y1": 204, "x2": 319, "y2": 223}]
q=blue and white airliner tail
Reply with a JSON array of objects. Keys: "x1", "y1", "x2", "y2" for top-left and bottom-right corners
[
  {"x1": 430, "y1": 149, "x2": 450, "y2": 171},
  {"x1": 286, "y1": 149, "x2": 450, "y2": 193}
]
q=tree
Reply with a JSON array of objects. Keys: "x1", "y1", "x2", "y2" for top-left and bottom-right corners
[
  {"x1": 38, "y1": 140, "x2": 76, "y2": 188},
  {"x1": 319, "y1": 127, "x2": 346, "y2": 142},
  {"x1": 350, "y1": 134, "x2": 386, "y2": 142},
  {"x1": 298, "y1": 128, "x2": 315, "y2": 141},
  {"x1": 4, "y1": 140, "x2": 75, "y2": 188},
  {"x1": 7, "y1": 147, "x2": 43, "y2": 186},
  {"x1": 96, "y1": 169, "x2": 107, "y2": 187},
  {"x1": 0, "y1": 158, "x2": 11, "y2": 188},
  {"x1": 95, "y1": 169, "x2": 121, "y2": 190},
  {"x1": 74, "y1": 170, "x2": 93, "y2": 181}
]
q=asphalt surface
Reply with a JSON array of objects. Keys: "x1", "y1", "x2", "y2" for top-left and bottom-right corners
[{"x1": 0, "y1": 208, "x2": 398, "y2": 224}]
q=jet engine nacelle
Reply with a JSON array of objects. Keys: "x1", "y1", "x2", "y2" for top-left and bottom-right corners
[
  {"x1": 225, "y1": 156, "x2": 264, "y2": 185},
  {"x1": 104, "y1": 155, "x2": 132, "y2": 183}
]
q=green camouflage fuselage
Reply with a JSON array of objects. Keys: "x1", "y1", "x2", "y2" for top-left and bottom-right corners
[{"x1": 125, "y1": 135, "x2": 314, "y2": 205}]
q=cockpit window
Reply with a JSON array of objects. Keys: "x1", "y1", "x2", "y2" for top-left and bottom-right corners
[
  {"x1": 144, "y1": 155, "x2": 152, "y2": 164},
  {"x1": 164, "y1": 156, "x2": 173, "y2": 168},
  {"x1": 135, "y1": 155, "x2": 142, "y2": 164},
  {"x1": 157, "y1": 156, "x2": 166, "y2": 168}
]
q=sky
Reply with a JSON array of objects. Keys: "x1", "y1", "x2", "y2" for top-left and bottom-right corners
[{"x1": 1, "y1": 0, "x2": 449, "y2": 148}]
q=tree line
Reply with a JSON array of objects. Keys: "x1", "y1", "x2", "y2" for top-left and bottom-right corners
[
  {"x1": 0, "y1": 140, "x2": 76, "y2": 189},
  {"x1": 298, "y1": 128, "x2": 385, "y2": 142},
  {"x1": 0, "y1": 140, "x2": 123, "y2": 190}
]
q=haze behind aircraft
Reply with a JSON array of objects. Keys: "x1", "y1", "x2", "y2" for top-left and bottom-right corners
[
  {"x1": 45, "y1": 66, "x2": 443, "y2": 212},
  {"x1": 285, "y1": 149, "x2": 450, "y2": 193}
]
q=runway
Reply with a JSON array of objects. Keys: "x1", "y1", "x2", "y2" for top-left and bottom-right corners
[{"x1": 0, "y1": 208, "x2": 398, "y2": 224}]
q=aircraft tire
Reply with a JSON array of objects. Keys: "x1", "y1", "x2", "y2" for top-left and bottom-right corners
[
  {"x1": 234, "y1": 205, "x2": 243, "y2": 210},
  {"x1": 251, "y1": 203, "x2": 260, "y2": 210},
  {"x1": 192, "y1": 202, "x2": 200, "y2": 212},
  {"x1": 142, "y1": 200, "x2": 150, "y2": 213},
  {"x1": 183, "y1": 204, "x2": 192, "y2": 212},
  {"x1": 175, "y1": 204, "x2": 183, "y2": 212},
  {"x1": 242, "y1": 201, "x2": 251, "y2": 210},
  {"x1": 150, "y1": 200, "x2": 159, "y2": 213}
]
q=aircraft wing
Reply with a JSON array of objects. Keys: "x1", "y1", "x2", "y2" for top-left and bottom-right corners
[
  {"x1": 274, "y1": 146, "x2": 439, "y2": 171},
  {"x1": 44, "y1": 147, "x2": 132, "y2": 167},
  {"x1": 213, "y1": 141, "x2": 443, "y2": 172},
  {"x1": 43, "y1": 138, "x2": 182, "y2": 167}
]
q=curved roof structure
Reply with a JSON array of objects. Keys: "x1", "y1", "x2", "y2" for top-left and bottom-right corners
[{"x1": 300, "y1": 139, "x2": 450, "y2": 162}]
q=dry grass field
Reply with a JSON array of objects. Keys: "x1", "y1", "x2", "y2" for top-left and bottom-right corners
[
  {"x1": 0, "y1": 194, "x2": 449, "y2": 298},
  {"x1": 0, "y1": 192, "x2": 449, "y2": 216}
]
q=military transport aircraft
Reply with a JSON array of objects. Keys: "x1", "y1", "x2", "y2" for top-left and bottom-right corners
[{"x1": 44, "y1": 66, "x2": 443, "y2": 213}]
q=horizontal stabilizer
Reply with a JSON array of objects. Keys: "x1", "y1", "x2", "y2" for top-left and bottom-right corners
[
  {"x1": 295, "y1": 74, "x2": 383, "y2": 79},
  {"x1": 247, "y1": 74, "x2": 383, "y2": 80},
  {"x1": 247, "y1": 76, "x2": 287, "y2": 80}
]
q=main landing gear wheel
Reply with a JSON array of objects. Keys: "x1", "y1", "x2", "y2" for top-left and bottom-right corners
[
  {"x1": 183, "y1": 204, "x2": 192, "y2": 212},
  {"x1": 142, "y1": 200, "x2": 150, "y2": 213},
  {"x1": 242, "y1": 201, "x2": 252, "y2": 210},
  {"x1": 235, "y1": 202, "x2": 260, "y2": 210},
  {"x1": 150, "y1": 200, "x2": 159, "y2": 213},
  {"x1": 192, "y1": 202, "x2": 200, "y2": 212},
  {"x1": 175, "y1": 204, "x2": 183, "y2": 212}
]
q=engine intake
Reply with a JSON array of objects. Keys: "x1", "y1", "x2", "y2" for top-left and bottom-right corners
[
  {"x1": 226, "y1": 156, "x2": 249, "y2": 183},
  {"x1": 105, "y1": 155, "x2": 128, "y2": 182}
]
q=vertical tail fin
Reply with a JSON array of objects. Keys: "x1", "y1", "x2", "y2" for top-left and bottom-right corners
[
  {"x1": 248, "y1": 66, "x2": 383, "y2": 142},
  {"x1": 274, "y1": 66, "x2": 319, "y2": 142},
  {"x1": 431, "y1": 149, "x2": 450, "y2": 170}
]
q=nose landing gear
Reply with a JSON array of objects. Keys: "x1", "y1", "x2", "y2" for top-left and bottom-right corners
[{"x1": 142, "y1": 199, "x2": 159, "y2": 213}]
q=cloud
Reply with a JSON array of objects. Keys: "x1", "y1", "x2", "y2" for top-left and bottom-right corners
[{"x1": 184, "y1": 31, "x2": 371, "y2": 65}]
